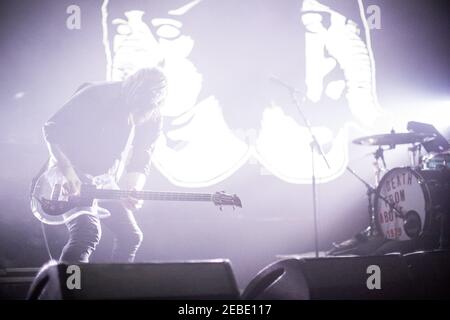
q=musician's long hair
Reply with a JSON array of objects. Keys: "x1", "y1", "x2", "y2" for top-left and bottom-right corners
[{"x1": 122, "y1": 67, "x2": 167, "y2": 125}]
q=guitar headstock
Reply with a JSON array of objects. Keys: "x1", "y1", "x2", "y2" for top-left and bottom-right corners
[{"x1": 212, "y1": 191, "x2": 242, "y2": 209}]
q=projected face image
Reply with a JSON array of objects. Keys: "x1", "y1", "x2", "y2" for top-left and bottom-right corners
[
  {"x1": 103, "y1": 0, "x2": 251, "y2": 187},
  {"x1": 101, "y1": 0, "x2": 383, "y2": 186}
]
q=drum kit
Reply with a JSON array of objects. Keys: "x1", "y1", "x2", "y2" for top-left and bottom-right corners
[{"x1": 331, "y1": 122, "x2": 450, "y2": 255}]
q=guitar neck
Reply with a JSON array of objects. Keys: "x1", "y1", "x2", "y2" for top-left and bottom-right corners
[{"x1": 90, "y1": 189, "x2": 214, "y2": 202}]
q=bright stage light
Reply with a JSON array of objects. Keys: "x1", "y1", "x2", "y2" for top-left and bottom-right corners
[{"x1": 383, "y1": 99, "x2": 450, "y2": 136}]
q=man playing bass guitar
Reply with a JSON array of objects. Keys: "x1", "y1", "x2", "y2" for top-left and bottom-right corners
[{"x1": 42, "y1": 67, "x2": 167, "y2": 263}]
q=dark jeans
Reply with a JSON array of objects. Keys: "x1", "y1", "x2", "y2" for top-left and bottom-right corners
[{"x1": 59, "y1": 201, "x2": 143, "y2": 263}]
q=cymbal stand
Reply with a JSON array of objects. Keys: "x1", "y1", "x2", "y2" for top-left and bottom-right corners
[
  {"x1": 373, "y1": 146, "x2": 387, "y2": 186},
  {"x1": 408, "y1": 143, "x2": 422, "y2": 168},
  {"x1": 346, "y1": 166, "x2": 378, "y2": 237},
  {"x1": 346, "y1": 166, "x2": 405, "y2": 237}
]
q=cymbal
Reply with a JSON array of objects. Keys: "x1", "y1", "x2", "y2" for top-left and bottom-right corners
[{"x1": 353, "y1": 132, "x2": 436, "y2": 146}]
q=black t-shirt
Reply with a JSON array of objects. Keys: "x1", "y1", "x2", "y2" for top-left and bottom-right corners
[{"x1": 43, "y1": 81, "x2": 161, "y2": 177}]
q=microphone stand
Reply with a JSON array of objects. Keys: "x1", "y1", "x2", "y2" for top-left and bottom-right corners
[{"x1": 271, "y1": 76, "x2": 330, "y2": 258}]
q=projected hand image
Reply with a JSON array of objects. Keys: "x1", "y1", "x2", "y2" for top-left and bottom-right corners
[
  {"x1": 302, "y1": 0, "x2": 383, "y2": 126},
  {"x1": 255, "y1": 0, "x2": 384, "y2": 183}
]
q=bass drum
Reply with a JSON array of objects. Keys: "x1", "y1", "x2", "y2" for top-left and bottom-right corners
[{"x1": 374, "y1": 167, "x2": 449, "y2": 241}]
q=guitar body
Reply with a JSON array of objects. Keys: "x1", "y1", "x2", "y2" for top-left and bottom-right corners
[
  {"x1": 31, "y1": 165, "x2": 111, "y2": 225},
  {"x1": 31, "y1": 163, "x2": 242, "y2": 226}
]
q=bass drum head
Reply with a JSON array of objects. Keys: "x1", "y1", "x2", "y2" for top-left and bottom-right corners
[{"x1": 375, "y1": 167, "x2": 431, "y2": 241}]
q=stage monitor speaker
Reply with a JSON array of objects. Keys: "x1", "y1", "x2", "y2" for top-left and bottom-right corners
[
  {"x1": 242, "y1": 255, "x2": 415, "y2": 300},
  {"x1": 0, "y1": 267, "x2": 39, "y2": 300},
  {"x1": 404, "y1": 250, "x2": 450, "y2": 299},
  {"x1": 28, "y1": 260, "x2": 240, "y2": 300}
]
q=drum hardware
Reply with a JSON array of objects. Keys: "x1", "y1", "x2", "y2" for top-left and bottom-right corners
[
  {"x1": 330, "y1": 125, "x2": 448, "y2": 254},
  {"x1": 327, "y1": 166, "x2": 406, "y2": 256},
  {"x1": 373, "y1": 146, "x2": 388, "y2": 186},
  {"x1": 353, "y1": 132, "x2": 437, "y2": 147},
  {"x1": 345, "y1": 166, "x2": 405, "y2": 238},
  {"x1": 372, "y1": 160, "x2": 385, "y2": 187},
  {"x1": 354, "y1": 131, "x2": 437, "y2": 186},
  {"x1": 351, "y1": 130, "x2": 444, "y2": 242},
  {"x1": 407, "y1": 121, "x2": 450, "y2": 153},
  {"x1": 373, "y1": 146, "x2": 387, "y2": 170},
  {"x1": 408, "y1": 143, "x2": 423, "y2": 168},
  {"x1": 346, "y1": 166, "x2": 378, "y2": 238}
]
